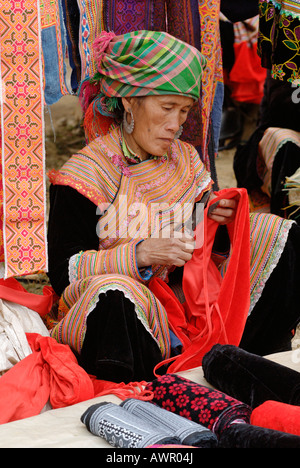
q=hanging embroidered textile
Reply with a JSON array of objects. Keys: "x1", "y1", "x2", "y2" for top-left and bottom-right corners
[
  {"x1": 77, "y1": 0, "x2": 105, "y2": 83},
  {"x1": 41, "y1": 0, "x2": 71, "y2": 105},
  {"x1": 198, "y1": 0, "x2": 223, "y2": 162},
  {"x1": 0, "y1": 0, "x2": 47, "y2": 277},
  {"x1": 258, "y1": 0, "x2": 300, "y2": 83}
]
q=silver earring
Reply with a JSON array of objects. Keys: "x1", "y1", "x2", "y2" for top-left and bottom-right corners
[
  {"x1": 123, "y1": 109, "x2": 134, "y2": 134},
  {"x1": 174, "y1": 125, "x2": 183, "y2": 139}
]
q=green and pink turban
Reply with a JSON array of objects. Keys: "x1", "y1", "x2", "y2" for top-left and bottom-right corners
[{"x1": 79, "y1": 30, "x2": 207, "y2": 117}]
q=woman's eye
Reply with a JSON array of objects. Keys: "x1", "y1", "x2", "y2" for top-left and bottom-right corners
[{"x1": 163, "y1": 106, "x2": 173, "y2": 111}]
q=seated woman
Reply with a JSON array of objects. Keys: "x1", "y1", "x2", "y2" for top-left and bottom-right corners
[
  {"x1": 234, "y1": 71, "x2": 300, "y2": 222},
  {"x1": 47, "y1": 30, "x2": 300, "y2": 383}
]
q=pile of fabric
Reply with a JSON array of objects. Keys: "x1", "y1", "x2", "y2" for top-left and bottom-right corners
[{"x1": 80, "y1": 347, "x2": 300, "y2": 448}]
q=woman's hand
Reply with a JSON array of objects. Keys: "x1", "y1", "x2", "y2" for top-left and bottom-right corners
[
  {"x1": 136, "y1": 232, "x2": 195, "y2": 268},
  {"x1": 208, "y1": 194, "x2": 237, "y2": 225}
]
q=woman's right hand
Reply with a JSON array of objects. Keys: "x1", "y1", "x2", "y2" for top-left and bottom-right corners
[{"x1": 136, "y1": 233, "x2": 195, "y2": 268}]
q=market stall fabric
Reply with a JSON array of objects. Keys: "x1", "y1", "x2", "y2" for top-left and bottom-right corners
[{"x1": 0, "y1": 349, "x2": 299, "y2": 448}]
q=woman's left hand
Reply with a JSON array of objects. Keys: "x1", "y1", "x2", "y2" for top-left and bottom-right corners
[{"x1": 208, "y1": 195, "x2": 237, "y2": 225}]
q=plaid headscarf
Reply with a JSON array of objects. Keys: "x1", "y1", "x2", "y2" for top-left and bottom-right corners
[{"x1": 79, "y1": 30, "x2": 206, "y2": 117}]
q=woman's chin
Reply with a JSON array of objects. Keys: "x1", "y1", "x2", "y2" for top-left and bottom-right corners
[{"x1": 154, "y1": 142, "x2": 173, "y2": 156}]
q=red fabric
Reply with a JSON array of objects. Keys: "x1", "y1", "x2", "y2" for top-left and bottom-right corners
[
  {"x1": 251, "y1": 401, "x2": 300, "y2": 437},
  {"x1": 91, "y1": 377, "x2": 151, "y2": 401},
  {"x1": 0, "y1": 277, "x2": 57, "y2": 317},
  {"x1": 0, "y1": 333, "x2": 95, "y2": 424},
  {"x1": 83, "y1": 102, "x2": 115, "y2": 142},
  {"x1": 227, "y1": 42, "x2": 267, "y2": 104},
  {"x1": 149, "y1": 188, "x2": 250, "y2": 373},
  {"x1": 0, "y1": 333, "x2": 151, "y2": 425}
]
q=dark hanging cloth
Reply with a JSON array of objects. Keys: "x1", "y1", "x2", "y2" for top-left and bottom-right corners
[
  {"x1": 220, "y1": 0, "x2": 259, "y2": 22},
  {"x1": 61, "y1": 0, "x2": 81, "y2": 92}
]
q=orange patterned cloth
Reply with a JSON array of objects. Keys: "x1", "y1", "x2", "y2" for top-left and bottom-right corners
[{"x1": 0, "y1": 0, "x2": 47, "y2": 277}]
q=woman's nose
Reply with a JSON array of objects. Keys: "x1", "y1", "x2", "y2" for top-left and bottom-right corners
[{"x1": 167, "y1": 113, "x2": 181, "y2": 133}]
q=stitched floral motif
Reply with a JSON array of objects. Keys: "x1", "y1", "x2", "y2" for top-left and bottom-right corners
[
  {"x1": 258, "y1": 0, "x2": 300, "y2": 83},
  {"x1": 146, "y1": 374, "x2": 252, "y2": 438}
]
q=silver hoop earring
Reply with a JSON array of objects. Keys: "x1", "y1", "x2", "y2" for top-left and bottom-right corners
[
  {"x1": 123, "y1": 109, "x2": 134, "y2": 134},
  {"x1": 174, "y1": 125, "x2": 183, "y2": 140}
]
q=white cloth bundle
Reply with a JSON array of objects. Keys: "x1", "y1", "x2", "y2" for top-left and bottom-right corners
[{"x1": 0, "y1": 299, "x2": 49, "y2": 376}]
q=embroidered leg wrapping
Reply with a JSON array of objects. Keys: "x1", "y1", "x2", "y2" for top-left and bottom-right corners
[
  {"x1": 80, "y1": 401, "x2": 180, "y2": 448},
  {"x1": 120, "y1": 398, "x2": 218, "y2": 448}
]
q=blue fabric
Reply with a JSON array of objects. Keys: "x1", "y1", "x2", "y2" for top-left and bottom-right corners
[
  {"x1": 169, "y1": 330, "x2": 182, "y2": 355},
  {"x1": 211, "y1": 81, "x2": 224, "y2": 152},
  {"x1": 42, "y1": 0, "x2": 71, "y2": 105}
]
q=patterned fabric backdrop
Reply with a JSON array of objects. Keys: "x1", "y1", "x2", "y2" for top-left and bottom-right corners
[{"x1": 0, "y1": 0, "x2": 48, "y2": 277}]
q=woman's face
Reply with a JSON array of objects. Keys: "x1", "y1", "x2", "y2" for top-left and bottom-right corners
[{"x1": 122, "y1": 95, "x2": 194, "y2": 160}]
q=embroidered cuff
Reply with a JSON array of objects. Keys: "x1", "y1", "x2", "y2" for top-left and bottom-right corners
[{"x1": 68, "y1": 240, "x2": 151, "y2": 283}]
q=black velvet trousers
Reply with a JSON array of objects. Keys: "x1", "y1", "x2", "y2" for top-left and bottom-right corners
[
  {"x1": 79, "y1": 290, "x2": 163, "y2": 383},
  {"x1": 239, "y1": 223, "x2": 300, "y2": 356}
]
